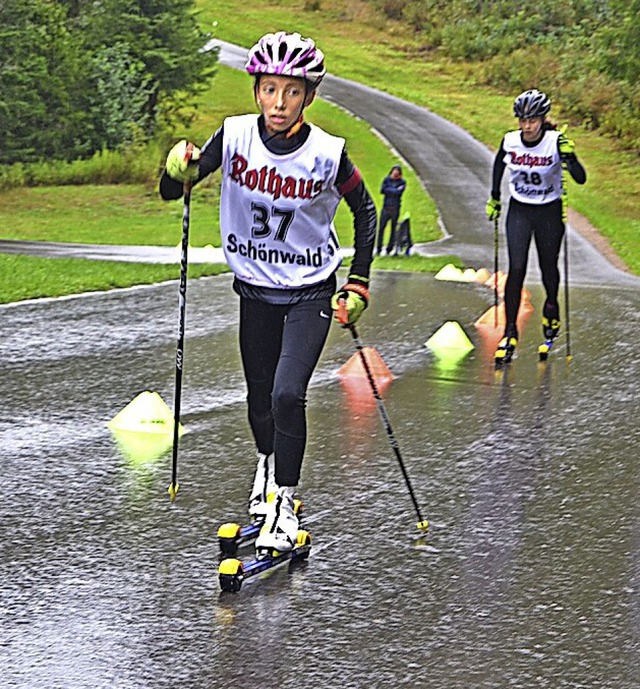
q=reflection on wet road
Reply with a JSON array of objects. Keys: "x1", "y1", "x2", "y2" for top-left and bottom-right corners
[{"x1": 2, "y1": 270, "x2": 639, "y2": 688}]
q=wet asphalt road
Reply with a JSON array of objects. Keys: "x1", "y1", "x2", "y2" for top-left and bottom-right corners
[{"x1": 2, "y1": 40, "x2": 640, "y2": 689}]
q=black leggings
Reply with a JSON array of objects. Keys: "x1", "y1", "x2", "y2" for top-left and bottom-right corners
[
  {"x1": 239, "y1": 296, "x2": 332, "y2": 487},
  {"x1": 377, "y1": 207, "x2": 399, "y2": 253},
  {"x1": 504, "y1": 198, "x2": 564, "y2": 335}
]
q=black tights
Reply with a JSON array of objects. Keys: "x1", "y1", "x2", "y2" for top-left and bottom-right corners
[
  {"x1": 239, "y1": 297, "x2": 331, "y2": 486},
  {"x1": 377, "y1": 207, "x2": 399, "y2": 253},
  {"x1": 504, "y1": 198, "x2": 564, "y2": 337}
]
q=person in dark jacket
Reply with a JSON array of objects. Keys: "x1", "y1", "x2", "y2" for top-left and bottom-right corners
[{"x1": 376, "y1": 164, "x2": 406, "y2": 255}]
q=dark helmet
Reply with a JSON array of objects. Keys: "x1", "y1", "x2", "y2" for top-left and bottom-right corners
[{"x1": 513, "y1": 89, "x2": 551, "y2": 118}]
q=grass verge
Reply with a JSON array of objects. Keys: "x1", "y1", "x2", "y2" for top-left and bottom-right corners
[
  {"x1": 0, "y1": 254, "x2": 230, "y2": 305},
  {"x1": 0, "y1": 64, "x2": 446, "y2": 303}
]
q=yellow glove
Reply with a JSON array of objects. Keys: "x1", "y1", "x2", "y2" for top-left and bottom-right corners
[
  {"x1": 558, "y1": 132, "x2": 576, "y2": 159},
  {"x1": 331, "y1": 282, "x2": 370, "y2": 326},
  {"x1": 166, "y1": 140, "x2": 201, "y2": 182},
  {"x1": 486, "y1": 197, "x2": 501, "y2": 222}
]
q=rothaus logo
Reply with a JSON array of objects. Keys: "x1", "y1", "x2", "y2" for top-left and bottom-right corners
[
  {"x1": 509, "y1": 151, "x2": 553, "y2": 168},
  {"x1": 230, "y1": 153, "x2": 324, "y2": 201}
]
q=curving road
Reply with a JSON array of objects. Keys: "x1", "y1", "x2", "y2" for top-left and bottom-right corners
[{"x1": 213, "y1": 39, "x2": 639, "y2": 289}]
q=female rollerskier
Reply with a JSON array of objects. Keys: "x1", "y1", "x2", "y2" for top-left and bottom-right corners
[
  {"x1": 160, "y1": 31, "x2": 376, "y2": 553},
  {"x1": 486, "y1": 88, "x2": 586, "y2": 363}
]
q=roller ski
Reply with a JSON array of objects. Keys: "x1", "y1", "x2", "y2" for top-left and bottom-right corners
[
  {"x1": 217, "y1": 497, "x2": 304, "y2": 557},
  {"x1": 219, "y1": 486, "x2": 310, "y2": 593},
  {"x1": 218, "y1": 453, "x2": 303, "y2": 556},
  {"x1": 538, "y1": 315, "x2": 561, "y2": 362},
  {"x1": 218, "y1": 529, "x2": 312, "y2": 593},
  {"x1": 494, "y1": 336, "x2": 517, "y2": 367}
]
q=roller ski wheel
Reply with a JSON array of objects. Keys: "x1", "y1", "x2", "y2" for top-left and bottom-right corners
[
  {"x1": 218, "y1": 558, "x2": 244, "y2": 593},
  {"x1": 217, "y1": 522, "x2": 244, "y2": 558},
  {"x1": 538, "y1": 340, "x2": 553, "y2": 361},
  {"x1": 539, "y1": 316, "x2": 560, "y2": 361},
  {"x1": 217, "y1": 498, "x2": 304, "y2": 557},
  {"x1": 296, "y1": 528, "x2": 312, "y2": 555},
  {"x1": 494, "y1": 336, "x2": 517, "y2": 367}
]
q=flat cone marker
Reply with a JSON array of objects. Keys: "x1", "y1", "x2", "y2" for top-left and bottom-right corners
[
  {"x1": 475, "y1": 304, "x2": 505, "y2": 328},
  {"x1": 475, "y1": 267, "x2": 491, "y2": 284},
  {"x1": 520, "y1": 298, "x2": 534, "y2": 314},
  {"x1": 338, "y1": 346, "x2": 394, "y2": 383},
  {"x1": 460, "y1": 268, "x2": 478, "y2": 282},
  {"x1": 434, "y1": 263, "x2": 464, "y2": 281},
  {"x1": 474, "y1": 296, "x2": 533, "y2": 330},
  {"x1": 425, "y1": 321, "x2": 474, "y2": 355},
  {"x1": 485, "y1": 271, "x2": 508, "y2": 294},
  {"x1": 108, "y1": 391, "x2": 185, "y2": 435}
]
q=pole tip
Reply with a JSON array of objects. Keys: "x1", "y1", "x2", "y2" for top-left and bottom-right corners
[
  {"x1": 168, "y1": 482, "x2": 179, "y2": 502},
  {"x1": 416, "y1": 519, "x2": 429, "y2": 533}
]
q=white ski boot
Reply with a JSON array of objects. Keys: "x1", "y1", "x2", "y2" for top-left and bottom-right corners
[
  {"x1": 255, "y1": 486, "x2": 299, "y2": 555},
  {"x1": 247, "y1": 452, "x2": 276, "y2": 520}
]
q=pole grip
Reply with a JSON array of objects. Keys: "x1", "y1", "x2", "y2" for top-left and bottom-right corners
[{"x1": 336, "y1": 297, "x2": 349, "y2": 326}]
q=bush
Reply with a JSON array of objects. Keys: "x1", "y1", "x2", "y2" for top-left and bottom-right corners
[
  {"x1": 477, "y1": 48, "x2": 562, "y2": 95},
  {"x1": 0, "y1": 144, "x2": 161, "y2": 190}
]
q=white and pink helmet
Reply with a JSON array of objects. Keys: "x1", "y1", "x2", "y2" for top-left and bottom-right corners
[{"x1": 245, "y1": 31, "x2": 326, "y2": 87}]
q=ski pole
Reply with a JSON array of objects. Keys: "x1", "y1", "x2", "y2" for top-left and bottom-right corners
[
  {"x1": 563, "y1": 228, "x2": 572, "y2": 362},
  {"x1": 168, "y1": 180, "x2": 192, "y2": 502},
  {"x1": 561, "y1": 156, "x2": 572, "y2": 363},
  {"x1": 338, "y1": 306, "x2": 428, "y2": 533},
  {"x1": 493, "y1": 217, "x2": 499, "y2": 328}
]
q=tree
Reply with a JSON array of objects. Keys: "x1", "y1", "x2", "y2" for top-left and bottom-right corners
[
  {"x1": 0, "y1": 0, "x2": 217, "y2": 163},
  {"x1": 75, "y1": 0, "x2": 218, "y2": 128},
  {"x1": 0, "y1": 0, "x2": 90, "y2": 163},
  {"x1": 87, "y1": 44, "x2": 155, "y2": 150}
]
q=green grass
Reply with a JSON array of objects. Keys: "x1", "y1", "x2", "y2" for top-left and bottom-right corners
[
  {"x1": 0, "y1": 253, "x2": 230, "y2": 305},
  {"x1": 0, "y1": 242, "x2": 458, "y2": 306},
  {"x1": 0, "y1": 67, "x2": 437, "y2": 248},
  {"x1": 3, "y1": 0, "x2": 638, "y2": 304},
  {"x1": 0, "y1": 184, "x2": 222, "y2": 246},
  {"x1": 361, "y1": 253, "x2": 463, "y2": 273}
]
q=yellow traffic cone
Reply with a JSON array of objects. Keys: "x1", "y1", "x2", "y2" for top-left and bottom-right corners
[
  {"x1": 107, "y1": 391, "x2": 185, "y2": 436},
  {"x1": 425, "y1": 321, "x2": 475, "y2": 355}
]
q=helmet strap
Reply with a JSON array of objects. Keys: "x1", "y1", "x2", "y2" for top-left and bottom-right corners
[{"x1": 285, "y1": 116, "x2": 304, "y2": 138}]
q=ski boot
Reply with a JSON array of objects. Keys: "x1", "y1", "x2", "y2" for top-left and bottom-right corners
[
  {"x1": 539, "y1": 303, "x2": 561, "y2": 361},
  {"x1": 255, "y1": 486, "x2": 299, "y2": 557},
  {"x1": 542, "y1": 315, "x2": 561, "y2": 341},
  {"x1": 218, "y1": 464, "x2": 303, "y2": 557},
  {"x1": 495, "y1": 336, "x2": 517, "y2": 366},
  {"x1": 247, "y1": 452, "x2": 276, "y2": 520}
]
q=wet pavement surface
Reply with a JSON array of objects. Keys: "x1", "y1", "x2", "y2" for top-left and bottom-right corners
[
  {"x1": 2, "y1": 41, "x2": 640, "y2": 689},
  {"x1": 2, "y1": 271, "x2": 639, "y2": 688}
]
